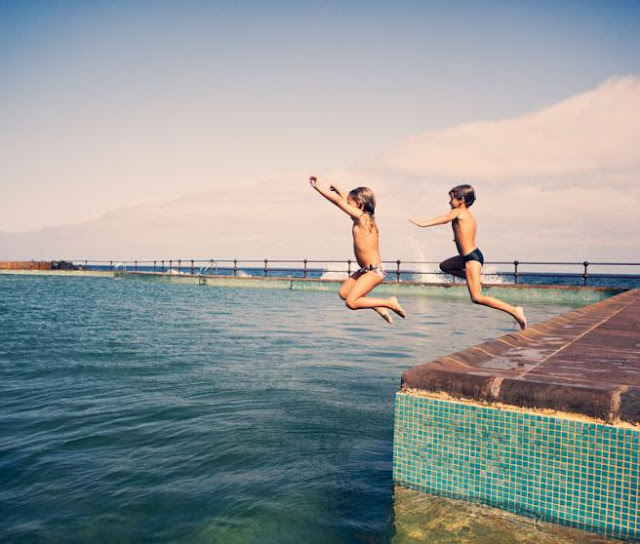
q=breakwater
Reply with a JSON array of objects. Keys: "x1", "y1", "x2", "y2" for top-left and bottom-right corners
[{"x1": 0, "y1": 268, "x2": 626, "y2": 305}]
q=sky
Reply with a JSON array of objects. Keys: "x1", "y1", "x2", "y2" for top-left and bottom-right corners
[{"x1": 1, "y1": 0, "x2": 639, "y2": 263}]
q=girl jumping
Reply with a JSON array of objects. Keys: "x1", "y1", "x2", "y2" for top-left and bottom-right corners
[{"x1": 309, "y1": 176, "x2": 405, "y2": 324}]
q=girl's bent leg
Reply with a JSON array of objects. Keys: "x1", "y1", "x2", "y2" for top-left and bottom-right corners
[
  {"x1": 339, "y1": 273, "x2": 395, "y2": 323},
  {"x1": 345, "y1": 272, "x2": 406, "y2": 318},
  {"x1": 372, "y1": 307, "x2": 393, "y2": 324},
  {"x1": 338, "y1": 276, "x2": 357, "y2": 301}
]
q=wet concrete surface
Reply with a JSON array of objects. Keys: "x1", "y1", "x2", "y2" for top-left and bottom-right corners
[{"x1": 402, "y1": 289, "x2": 640, "y2": 424}]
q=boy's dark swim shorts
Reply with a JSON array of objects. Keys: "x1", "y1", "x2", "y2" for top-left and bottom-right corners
[{"x1": 463, "y1": 248, "x2": 484, "y2": 265}]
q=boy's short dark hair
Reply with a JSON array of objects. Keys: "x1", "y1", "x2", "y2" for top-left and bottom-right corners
[{"x1": 449, "y1": 184, "x2": 476, "y2": 207}]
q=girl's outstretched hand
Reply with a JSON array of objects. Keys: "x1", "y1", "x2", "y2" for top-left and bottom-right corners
[
  {"x1": 329, "y1": 184, "x2": 344, "y2": 198},
  {"x1": 309, "y1": 176, "x2": 318, "y2": 189}
]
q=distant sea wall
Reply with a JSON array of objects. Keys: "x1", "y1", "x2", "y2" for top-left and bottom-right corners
[
  {"x1": 0, "y1": 260, "x2": 75, "y2": 271},
  {"x1": 0, "y1": 269, "x2": 627, "y2": 305}
]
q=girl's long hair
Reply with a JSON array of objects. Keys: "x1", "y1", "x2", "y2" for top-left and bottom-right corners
[
  {"x1": 348, "y1": 187, "x2": 376, "y2": 215},
  {"x1": 348, "y1": 187, "x2": 378, "y2": 233}
]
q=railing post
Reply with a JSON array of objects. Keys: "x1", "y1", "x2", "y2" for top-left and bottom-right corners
[
  {"x1": 583, "y1": 261, "x2": 589, "y2": 286},
  {"x1": 169, "y1": 260, "x2": 173, "y2": 273},
  {"x1": 178, "y1": 260, "x2": 181, "y2": 274},
  {"x1": 303, "y1": 259, "x2": 308, "y2": 278},
  {"x1": 347, "y1": 259, "x2": 352, "y2": 276},
  {"x1": 110, "y1": 260, "x2": 113, "y2": 271},
  {"x1": 161, "y1": 260, "x2": 165, "y2": 273},
  {"x1": 134, "y1": 260, "x2": 138, "y2": 272},
  {"x1": 191, "y1": 260, "x2": 194, "y2": 275},
  {"x1": 514, "y1": 260, "x2": 519, "y2": 285},
  {"x1": 264, "y1": 259, "x2": 268, "y2": 277},
  {"x1": 210, "y1": 259, "x2": 214, "y2": 275},
  {"x1": 84, "y1": 260, "x2": 88, "y2": 270},
  {"x1": 234, "y1": 259, "x2": 238, "y2": 277},
  {"x1": 396, "y1": 259, "x2": 401, "y2": 282}
]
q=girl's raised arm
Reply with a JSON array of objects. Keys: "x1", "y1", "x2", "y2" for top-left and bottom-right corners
[{"x1": 309, "y1": 176, "x2": 362, "y2": 219}]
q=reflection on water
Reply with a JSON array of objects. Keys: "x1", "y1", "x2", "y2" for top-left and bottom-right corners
[{"x1": 392, "y1": 486, "x2": 623, "y2": 544}]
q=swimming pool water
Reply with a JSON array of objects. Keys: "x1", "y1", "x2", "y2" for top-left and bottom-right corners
[{"x1": 0, "y1": 276, "x2": 618, "y2": 543}]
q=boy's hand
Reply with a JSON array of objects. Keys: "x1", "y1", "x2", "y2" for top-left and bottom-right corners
[{"x1": 309, "y1": 176, "x2": 318, "y2": 189}]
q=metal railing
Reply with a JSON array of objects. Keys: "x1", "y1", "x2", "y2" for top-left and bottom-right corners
[{"x1": 68, "y1": 258, "x2": 640, "y2": 287}]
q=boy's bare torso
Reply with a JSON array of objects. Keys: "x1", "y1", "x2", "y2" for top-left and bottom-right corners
[
  {"x1": 452, "y1": 208, "x2": 478, "y2": 256},
  {"x1": 352, "y1": 217, "x2": 381, "y2": 268}
]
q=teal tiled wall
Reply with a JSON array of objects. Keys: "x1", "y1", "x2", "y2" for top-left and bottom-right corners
[{"x1": 393, "y1": 392, "x2": 640, "y2": 541}]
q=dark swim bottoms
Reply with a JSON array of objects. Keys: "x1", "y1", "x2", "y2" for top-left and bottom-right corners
[{"x1": 463, "y1": 248, "x2": 484, "y2": 265}]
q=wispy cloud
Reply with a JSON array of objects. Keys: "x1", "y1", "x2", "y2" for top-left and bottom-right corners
[
  {"x1": 375, "y1": 77, "x2": 640, "y2": 185},
  {"x1": 2, "y1": 78, "x2": 639, "y2": 263},
  {"x1": 366, "y1": 77, "x2": 640, "y2": 262}
]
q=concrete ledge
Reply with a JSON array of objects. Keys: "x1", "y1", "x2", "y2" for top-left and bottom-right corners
[
  {"x1": 121, "y1": 272, "x2": 624, "y2": 305},
  {"x1": 402, "y1": 288, "x2": 640, "y2": 424},
  {"x1": 0, "y1": 270, "x2": 625, "y2": 304}
]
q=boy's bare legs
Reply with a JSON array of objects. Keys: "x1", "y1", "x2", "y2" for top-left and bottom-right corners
[
  {"x1": 342, "y1": 272, "x2": 406, "y2": 319},
  {"x1": 439, "y1": 256, "x2": 467, "y2": 279},
  {"x1": 465, "y1": 261, "x2": 527, "y2": 329}
]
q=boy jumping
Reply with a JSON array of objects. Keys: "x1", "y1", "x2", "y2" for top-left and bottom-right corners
[{"x1": 410, "y1": 184, "x2": 527, "y2": 329}]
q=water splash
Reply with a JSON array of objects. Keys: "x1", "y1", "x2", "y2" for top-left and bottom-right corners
[
  {"x1": 405, "y1": 238, "x2": 447, "y2": 284},
  {"x1": 406, "y1": 236, "x2": 506, "y2": 284},
  {"x1": 320, "y1": 263, "x2": 350, "y2": 280}
]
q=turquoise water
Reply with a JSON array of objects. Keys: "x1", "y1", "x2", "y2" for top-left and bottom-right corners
[{"x1": 1, "y1": 276, "x2": 603, "y2": 543}]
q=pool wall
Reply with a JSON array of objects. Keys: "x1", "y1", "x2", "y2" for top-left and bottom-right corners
[{"x1": 393, "y1": 393, "x2": 639, "y2": 541}]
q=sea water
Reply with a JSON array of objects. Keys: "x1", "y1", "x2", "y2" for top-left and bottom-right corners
[{"x1": 0, "y1": 276, "x2": 621, "y2": 543}]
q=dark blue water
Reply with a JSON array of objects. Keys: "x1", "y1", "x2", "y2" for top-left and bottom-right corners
[{"x1": 0, "y1": 276, "x2": 597, "y2": 543}]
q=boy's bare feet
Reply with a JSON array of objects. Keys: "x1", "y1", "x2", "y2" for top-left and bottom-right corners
[
  {"x1": 514, "y1": 306, "x2": 527, "y2": 330},
  {"x1": 389, "y1": 296, "x2": 406, "y2": 318},
  {"x1": 374, "y1": 307, "x2": 393, "y2": 324}
]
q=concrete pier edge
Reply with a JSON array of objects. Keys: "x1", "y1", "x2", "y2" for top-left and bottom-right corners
[{"x1": 400, "y1": 288, "x2": 640, "y2": 425}]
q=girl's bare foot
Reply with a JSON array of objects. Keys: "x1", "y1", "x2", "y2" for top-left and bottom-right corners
[
  {"x1": 374, "y1": 307, "x2": 393, "y2": 324},
  {"x1": 514, "y1": 306, "x2": 527, "y2": 330},
  {"x1": 389, "y1": 296, "x2": 406, "y2": 318}
]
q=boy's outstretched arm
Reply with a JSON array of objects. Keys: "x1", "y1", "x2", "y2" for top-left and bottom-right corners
[
  {"x1": 309, "y1": 176, "x2": 362, "y2": 219},
  {"x1": 409, "y1": 209, "x2": 459, "y2": 228}
]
